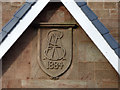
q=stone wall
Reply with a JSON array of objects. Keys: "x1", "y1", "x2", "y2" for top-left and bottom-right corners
[
  {"x1": 2, "y1": 2, "x2": 119, "y2": 40},
  {"x1": 88, "y1": 2, "x2": 119, "y2": 43},
  {"x1": 1, "y1": 2, "x2": 120, "y2": 88},
  {"x1": 2, "y1": 2, "x2": 24, "y2": 27}
]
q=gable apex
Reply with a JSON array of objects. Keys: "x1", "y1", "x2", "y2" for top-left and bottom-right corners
[{"x1": 0, "y1": 0, "x2": 119, "y2": 75}]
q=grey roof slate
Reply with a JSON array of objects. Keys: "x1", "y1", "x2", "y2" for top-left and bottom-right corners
[
  {"x1": 0, "y1": 31, "x2": 7, "y2": 43},
  {"x1": 115, "y1": 48, "x2": 120, "y2": 57},
  {"x1": 92, "y1": 19, "x2": 109, "y2": 35},
  {"x1": 2, "y1": 17, "x2": 19, "y2": 33},
  {"x1": 14, "y1": 3, "x2": 32, "y2": 19},
  {"x1": 26, "y1": 0, "x2": 37, "y2": 5},
  {"x1": 103, "y1": 33, "x2": 119, "y2": 50},
  {"x1": 81, "y1": 5, "x2": 98, "y2": 21},
  {"x1": 0, "y1": 1, "x2": 36, "y2": 44},
  {"x1": 0, "y1": 1, "x2": 120, "y2": 58},
  {"x1": 76, "y1": 1, "x2": 120, "y2": 57},
  {"x1": 76, "y1": 2, "x2": 87, "y2": 7}
]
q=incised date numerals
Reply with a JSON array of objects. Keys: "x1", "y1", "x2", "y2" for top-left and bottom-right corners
[{"x1": 47, "y1": 61, "x2": 64, "y2": 69}]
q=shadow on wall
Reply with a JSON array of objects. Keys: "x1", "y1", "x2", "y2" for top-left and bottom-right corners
[
  {"x1": 2, "y1": 26, "x2": 37, "y2": 76},
  {"x1": 33, "y1": 2, "x2": 64, "y2": 23},
  {"x1": 1, "y1": 2, "x2": 62, "y2": 77}
]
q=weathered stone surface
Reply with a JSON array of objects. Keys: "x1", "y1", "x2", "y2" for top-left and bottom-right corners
[
  {"x1": 110, "y1": 10, "x2": 118, "y2": 19},
  {"x1": 101, "y1": 81, "x2": 119, "y2": 88},
  {"x1": 104, "y1": 2, "x2": 117, "y2": 9},
  {"x1": 86, "y1": 80, "x2": 98, "y2": 88},
  {"x1": 10, "y1": 2, "x2": 25, "y2": 7},
  {"x1": 101, "y1": 19, "x2": 118, "y2": 28},
  {"x1": 88, "y1": 2, "x2": 104, "y2": 10},
  {"x1": 85, "y1": 42, "x2": 107, "y2": 62},
  {"x1": 2, "y1": 79, "x2": 22, "y2": 88},
  {"x1": 95, "y1": 62, "x2": 114, "y2": 70},
  {"x1": 2, "y1": 61, "x2": 16, "y2": 80},
  {"x1": 110, "y1": 10, "x2": 118, "y2": 15},
  {"x1": 93, "y1": 10, "x2": 110, "y2": 19},
  {"x1": 78, "y1": 62, "x2": 94, "y2": 81},
  {"x1": 95, "y1": 70, "x2": 119, "y2": 81},
  {"x1": 22, "y1": 80, "x2": 86, "y2": 88},
  {"x1": 2, "y1": 2, "x2": 119, "y2": 88},
  {"x1": 95, "y1": 80, "x2": 119, "y2": 88}
]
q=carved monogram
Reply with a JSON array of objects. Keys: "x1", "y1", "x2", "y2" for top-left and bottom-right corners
[
  {"x1": 43, "y1": 30, "x2": 66, "y2": 70},
  {"x1": 44, "y1": 30, "x2": 66, "y2": 61},
  {"x1": 38, "y1": 29, "x2": 72, "y2": 79}
]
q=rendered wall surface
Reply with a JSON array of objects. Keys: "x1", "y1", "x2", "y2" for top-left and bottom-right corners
[{"x1": 1, "y1": 2, "x2": 120, "y2": 88}]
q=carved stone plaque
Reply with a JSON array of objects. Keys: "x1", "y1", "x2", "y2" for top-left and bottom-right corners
[{"x1": 38, "y1": 28, "x2": 72, "y2": 78}]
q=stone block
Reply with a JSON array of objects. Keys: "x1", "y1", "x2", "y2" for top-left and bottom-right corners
[
  {"x1": 78, "y1": 62, "x2": 94, "y2": 71},
  {"x1": 11, "y1": 2, "x2": 24, "y2": 7},
  {"x1": 104, "y1": 2, "x2": 117, "y2": 9},
  {"x1": 101, "y1": 19, "x2": 118, "y2": 28},
  {"x1": 73, "y1": 29, "x2": 88, "y2": 62},
  {"x1": 22, "y1": 80, "x2": 87, "y2": 88},
  {"x1": 88, "y1": 2, "x2": 104, "y2": 10},
  {"x1": 15, "y1": 43, "x2": 31, "y2": 80},
  {"x1": 85, "y1": 42, "x2": 107, "y2": 62},
  {"x1": 110, "y1": 10, "x2": 118, "y2": 19},
  {"x1": 101, "y1": 81, "x2": 119, "y2": 88},
  {"x1": 61, "y1": 62, "x2": 79, "y2": 80},
  {"x1": 93, "y1": 10, "x2": 110, "y2": 19},
  {"x1": 75, "y1": 28, "x2": 92, "y2": 42},
  {"x1": 95, "y1": 80, "x2": 119, "y2": 88},
  {"x1": 110, "y1": 10, "x2": 118, "y2": 15},
  {"x1": 95, "y1": 62, "x2": 114, "y2": 70},
  {"x1": 76, "y1": 42, "x2": 86, "y2": 62},
  {"x1": 86, "y1": 80, "x2": 98, "y2": 88},
  {"x1": 78, "y1": 70, "x2": 94, "y2": 81},
  {"x1": 95, "y1": 70, "x2": 119, "y2": 81},
  {"x1": 2, "y1": 61, "x2": 16, "y2": 80},
  {"x1": 2, "y1": 79, "x2": 22, "y2": 88}
]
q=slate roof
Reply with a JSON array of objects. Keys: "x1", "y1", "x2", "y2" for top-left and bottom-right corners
[
  {"x1": 76, "y1": 2, "x2": 120, "y2": 57},
  {"x1": 0, "y1": 1, "x2": 120, "y2": 58},
  {"x1": 0, "y1": 0, "x2": 37, "y2": 42}
]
